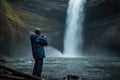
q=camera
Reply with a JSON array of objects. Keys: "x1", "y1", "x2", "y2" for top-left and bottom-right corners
[{"x1": 41, "y1": 35, "x2": 46, "y2": 38}]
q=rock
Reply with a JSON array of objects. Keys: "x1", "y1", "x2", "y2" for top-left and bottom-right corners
[{"x1": 63, "y1": 74, "x2": 80, "y2": 80}]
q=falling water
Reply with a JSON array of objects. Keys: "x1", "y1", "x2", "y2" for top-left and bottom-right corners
[{"x1": 64, "y1": 0, "x2": 86, "y2": 57}]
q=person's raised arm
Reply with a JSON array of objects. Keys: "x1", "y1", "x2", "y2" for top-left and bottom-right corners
[{"x1": 36, "y1": 36, "x2": 48, "y2": 46}]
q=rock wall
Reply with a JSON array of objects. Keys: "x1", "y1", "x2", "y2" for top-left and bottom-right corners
[{"x1": 0, "y1": 0, "x2": 120, "y2": 56}]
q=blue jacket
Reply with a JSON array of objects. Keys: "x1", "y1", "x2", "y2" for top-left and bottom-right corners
[{"x1": 30, "y1": 34, "x2": 48, "y2": 59}]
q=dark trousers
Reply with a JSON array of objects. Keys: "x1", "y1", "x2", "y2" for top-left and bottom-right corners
[{"x1": 32, "y1": 58, "x2": 43, "y2": 77}]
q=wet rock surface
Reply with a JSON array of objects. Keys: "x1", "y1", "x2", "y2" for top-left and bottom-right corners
[{"x1": 2, "y1": 57, "x2": 120, "y2": 80}]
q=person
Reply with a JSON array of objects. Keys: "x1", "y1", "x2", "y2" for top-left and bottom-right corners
[{"x1": 30, "y1": 28, "x2": 48, "y2": 78}]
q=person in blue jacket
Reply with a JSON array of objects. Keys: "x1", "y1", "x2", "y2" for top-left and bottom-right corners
[{"x1": 30, "y1": 28, "x2": 48, "y2": 78}]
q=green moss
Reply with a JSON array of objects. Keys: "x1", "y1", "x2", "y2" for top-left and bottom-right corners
[
  {"x1": 0, "y1": 0, "x2": 57, "y2": 35},
  {"x1": 1, "y1": 0, "x2": 25, "y2": 27}
]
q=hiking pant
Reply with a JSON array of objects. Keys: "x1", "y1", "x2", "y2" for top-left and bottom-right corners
[{"x1": 32, "y1": 58, "x2": 43, "y2": 77}]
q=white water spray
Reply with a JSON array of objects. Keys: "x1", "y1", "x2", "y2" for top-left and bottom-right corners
[{"x1": 64, "y1": 0, "x2": 86, "y2": 57}]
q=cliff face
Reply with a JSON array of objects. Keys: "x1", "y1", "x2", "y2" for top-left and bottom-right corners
[
  {"x1": 0, "y1": 0, "x2": 120, "y2": 56},
  {"x1": 0, "y1": 0, "x2": 66, "y2": 56},
  {"x1": 84, "y1": 0, "x2": 120, "y2": 56},
  {"x1": 0, "y1": 0, "x2": 27, "y2": 56},
  {"x1": 8, "y1": 0, "x2": 68, "y2": 23}
]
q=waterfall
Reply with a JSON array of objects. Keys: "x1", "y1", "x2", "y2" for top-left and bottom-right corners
[{"x1": 64, "y1": 0, "x2": 86, "y2": 57}]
